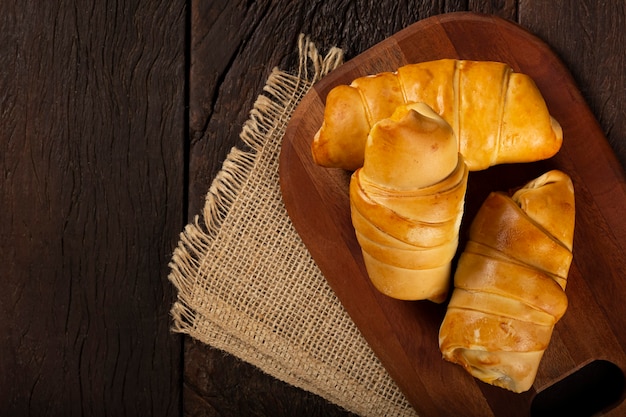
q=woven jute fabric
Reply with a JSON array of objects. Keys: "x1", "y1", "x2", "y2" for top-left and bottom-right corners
[{"x1": 168, "y1": 35, "x2": 417, "y2": 417}]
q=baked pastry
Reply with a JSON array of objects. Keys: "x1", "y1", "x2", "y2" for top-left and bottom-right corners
[
  {"x1": 312, "y1": 59, "x2": 562, "y2": 171},
  {"x1": 438, "y1": 170, "x2": 575, "y2": 393},
  {"x1": 350, "y1": 103, "x2": 468, "y2": 302}
]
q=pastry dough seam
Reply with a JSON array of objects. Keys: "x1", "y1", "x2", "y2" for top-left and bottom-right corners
[
  {"x1": 495, "y1": 67, "x2": 512, "y2": 167},
  {"x1": 464, "y1": 240, "x2": 570, "y2": 284},
  {"x1": 507, "y1": 193, "x2": 573, "y2": 253},
  {"x1": 449, "y1": 288, "x2": 561, "y2": 323},
  {"x1": 452, "y1": 60, "x2": 460, "y2": 138},
  {"x1": 354, "y1": 81, "x2": 374, "y2": 126},
  {"x1": 463, "y1": 243, "x2": 569, "y2": 285}
]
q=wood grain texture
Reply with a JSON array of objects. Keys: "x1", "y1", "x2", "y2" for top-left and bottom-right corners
[
  {"x1": 187, "y1": 0, "x2": 509, "y2": 217},
  {"x1": 519, "y1": 0, "x2": 626, "y2": 167},
  {"x1": 0, "y1": 1, "x2": 186, "y2": 416},
  {"x1": 280, "y1": 12, "x2": 626, "y2": 417},
  {"x1": 3, "y1": 0, "x2": 622, "y2": 416},
  {"x1": 185, "y1": 1, "x2": 532, "y2": 416},
  {"x1": 183, "y1": 339, "x2": 356, "y2": 417}
]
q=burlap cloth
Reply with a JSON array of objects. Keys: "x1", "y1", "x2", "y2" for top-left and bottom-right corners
[{"x1": 168, "y1": 35, "x2": 417, "y2": 417}]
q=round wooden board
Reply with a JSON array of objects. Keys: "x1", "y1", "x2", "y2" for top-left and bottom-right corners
[{"x1": 280, "y1": 12, "x2": 626, "y2": 417}]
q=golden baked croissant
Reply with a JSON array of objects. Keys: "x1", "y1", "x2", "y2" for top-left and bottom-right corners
[
  {"x1": 350, "y1": 103, "x2": 469, "y2": 302},
  {"x1": 438, "y1": 170, "x2": 575, "y2": 393},
  {"x1": 312, "y1": 59, "x2": 563, "y2": 171}
]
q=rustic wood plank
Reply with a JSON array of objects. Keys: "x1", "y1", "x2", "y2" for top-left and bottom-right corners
[
  {"x1": 280, "y1": 12, "x2": 626, "y2": 416},
  {"x1": 187, "y1": 0, "x2": 526, "y2": 214},
  {"x1": 469, "y1": 0, "x2": 517, "y2": 20},
  {"x1": 0, "y1": 1, "x2": 186, "y2": 415},
  {"x1": 518, "y1": 0, "x2": 626, "y2": 167},
  {"x1": 185, "y1": 1, "x2": 523, "y2": 416},
  {"x1": 188, "y1": 0, "x2": 474, "y2": 217},
  {"x1": 184, "y1": 339, "x2": 357, "y2": 417}
]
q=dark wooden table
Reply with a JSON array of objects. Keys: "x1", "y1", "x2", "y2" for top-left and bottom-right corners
[{"x1": 2, "y1": 1, "x2": 624, "y2": 416}]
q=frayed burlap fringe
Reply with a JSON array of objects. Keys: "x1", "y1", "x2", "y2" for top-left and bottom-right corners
[{"x1": 168, "y1": 34, "x2": 417, "y2": 417}]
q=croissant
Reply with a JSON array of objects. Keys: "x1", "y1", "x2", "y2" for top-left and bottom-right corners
[
  {"x1": 312, "y1": 59, "x2": 563, "y2": 172},
  {"x1": 350, "y1": 103, "x2": 469, "y2": 302},
  {"x1": 438, "y1": 170, "x2": 575, "y2": 393}
]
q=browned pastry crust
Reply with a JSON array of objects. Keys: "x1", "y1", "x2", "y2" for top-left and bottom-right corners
[
  {"x1": 350, "y1": 103, "x2": 468, "y2": 302},
  {"x1": 438, "y1": 170, "x2": 575, "y2": 393},
  {"x1": 312, "y1": 59, "x2": 562, "y2": 172}
]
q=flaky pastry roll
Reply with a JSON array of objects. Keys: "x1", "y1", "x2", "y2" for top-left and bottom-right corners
[
  {"x1": 438, "y1": 170, "x2": 575, "y2": 393},
  {"x1": 312, "y1": 59, "x2": 562, "y2": 171},
  {"x1": 350, "y1": 103, "x2": 468, "y2": 302}
]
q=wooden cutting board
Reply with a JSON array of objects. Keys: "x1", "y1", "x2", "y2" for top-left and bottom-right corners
[{"x1": 279, "y1": 12, "x2": 626, "y2": 417}]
